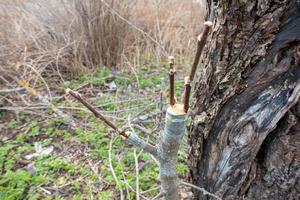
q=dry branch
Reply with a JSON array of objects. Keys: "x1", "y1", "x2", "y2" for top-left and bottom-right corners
[
  {"x1": 180, "y1": 181, "x2": 221, "y2": 200},
  {"x1": 0, "y1": 88, "x2": 25, "y2": 93}
]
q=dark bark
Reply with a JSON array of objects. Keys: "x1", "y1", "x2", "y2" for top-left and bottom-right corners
[
  {"x1": 243, "y1": 104, "x2": 300, "y2": 199},
  {"x1": 188, "y1": 0, "x2": 300, "y2": 199}
]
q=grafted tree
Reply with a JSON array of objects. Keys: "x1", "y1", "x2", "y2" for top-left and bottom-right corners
[{"x1": 188, "y1": 0, "x2": 300, "y2": 199}]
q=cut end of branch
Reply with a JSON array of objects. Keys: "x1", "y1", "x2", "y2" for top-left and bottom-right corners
[
  {"x1": 124, "y1": 131, "x2": 130, "y2": 138},
  {"x1": 65, "y1": 88, "x2": 71, "y2": 95},
  {"x1": 121, "y1": 131, "x2": 131, "y2": 140},
  {"x1": 168, "y1": 104, "x2": 186, "y2": 115},
  {"x1": 184, "y1": 76, "x2": 191, "y2": 85},
  {"x1": 168, "y1": 56, "x2": 175, "y2": 64},
  {"x1": 204, "y1": 21, "x2": 213, "y2": 27}
]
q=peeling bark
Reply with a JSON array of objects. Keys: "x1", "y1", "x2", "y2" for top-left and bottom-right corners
[{"x1": 188, "y1": 0, "x2": 300, "y2": 199}]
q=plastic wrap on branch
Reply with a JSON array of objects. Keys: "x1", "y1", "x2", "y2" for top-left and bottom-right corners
[
  {"x1": 126, "y1": 104, "x2": 187, "y2": 200},
  {"x1": 157, "y1": 105, "x2": 186, "y2": 200},
  {"x1": 125, "y1": 132, "x2": 158, "y2": 157}
]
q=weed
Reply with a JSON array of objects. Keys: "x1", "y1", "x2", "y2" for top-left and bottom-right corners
[
  {"x1": 7, "y1": 119, "x2": 17, "y2": 129},
  {"x1": 0, "y1": 169, "x2": 49, "y2": 200},
  {"x1": 177, "y1": 163, "x2": 189, "y2": 177},
  {"x1": 28, "y1": 121, "x2": 39, "y2": 137},
  {"x1": 98, "y1": 191, "x2": 113, "y2": 200}
]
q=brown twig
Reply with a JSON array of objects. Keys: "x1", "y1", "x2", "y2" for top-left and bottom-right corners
[
  {"x1": 183, "y1": 76, "x2": 191, "y2": 113},
  {"x1": 66, "y1": 89, "x2": 126, "y2": 136},
  {"x1": 189, "y1": 21, "x2": 213, "y2": 82},
  {"x1": 168, "y1": 56, "x2": 176, "y2": 106},
  {"x1": 182, "y1": 21, "x2": 212, "y2": 112}
]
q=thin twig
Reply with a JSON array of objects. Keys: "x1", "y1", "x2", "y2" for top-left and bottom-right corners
[
  {"x1": 168, "y1": 56, "x2": 176, "y2": 106},
  {"x1": 134, "y1": 149, "x2": 140, "y2": 200},
  {"x1": 15, "y1": 77, "x2": 76, "y2": 127},
  {"x1": 151, "y1": 192, "x2": 165, "y2": 200},
  {"x1": 140, "y1": 186, "x2": 160, "y2": 195},
  {"x1": 66, "y1": 89, "x2": 125, "y2": 136},
  {"x1": 183, "y1": 76, "x2": 191, "y2": 112},
  {"x1": 109, "y1": 138, "x2": 124, "y2": 200},
  {"x1": 22, "y1": 63, "x2": 53, "y2": 101},
  {"x1": 39, "y1": 187, "x2": 51, "y2": 195},
  {"x1": 0, "y1": 88, "x2": 25, "y2": 93},
  {"x1": 181, "y1": 21, "x2": 212, "y2": 113},
  {"x1": 115, "y1": 159, "x2": 150, "y2": 200},
  {"x1": 123, "y1": 54, "x2": 140, "y2": 90},
  {"x1": 180, "y1": 181, "x2": 222, "y2": 200},
  {"x1": 117, "y1": 156, "x2": 131, "y2": 198},
  {"x1": 189, "y1": 21, "x2": 213, "y2": 82},
  {"x1": 131, "y1": 124, "x2": 153, "y2": 135}
]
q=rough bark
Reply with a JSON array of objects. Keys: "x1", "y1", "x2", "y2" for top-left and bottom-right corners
[
  {"x1": 188, "y1": 0, "x2": 300, "y2": 199},
  {"x1": 243, "y1": 104, "x2": 300, "y2": 199}
]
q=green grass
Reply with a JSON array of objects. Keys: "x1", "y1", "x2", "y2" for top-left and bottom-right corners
[{"x1": 64, "y1": 68, "x2": 112, "y2": 89}]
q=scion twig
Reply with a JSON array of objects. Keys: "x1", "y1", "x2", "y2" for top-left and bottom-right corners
[
  {"x1": 189, "y1": 21, "x2": 213, "y2": 82},
  {"x1": 183, "y1": 76, "x2": 191, "y2": 113},
  {"x1": 66, "y1": 89, "x2": 158, "y2": 157},
  {"x1": 66, "y1": 89, "x2": 124, "y2": 136},
  {"x1": 168, "y1": 56, "x2": 176, "y2": 106},
  {"x1": 182, "y1": 21, "x2": 212, "y2": 112}
]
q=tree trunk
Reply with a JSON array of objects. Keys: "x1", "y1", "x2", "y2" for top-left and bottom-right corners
[{"x1": 188, "y1": 0, "x2": 300, "y2": 199}]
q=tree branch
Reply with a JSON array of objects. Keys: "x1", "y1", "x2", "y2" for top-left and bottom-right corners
[
  {"x1": 0, "y1": 88, "x2": 25, "y2": 93},
  {"x1": 181, "y1": 21, "x2": 212, "y2": 112},
  {"x1": 66, "y1": 88, "x2": 123, "y2": 134},
  {"x1": 125, "y1": 132, "x2": 158, "y2": 157},
  {"x1": 168, "y1": 56, "x2": 176, "y2": 106},
  {"x1": 183, "y1": 76, "x2": 191, "y2": 112},
  {"x1": 180, "y1": 181, "x2": 222, "y2": 200},
  {"x1": 189, "y1": 21, "x2": 212, "y2": 82}
]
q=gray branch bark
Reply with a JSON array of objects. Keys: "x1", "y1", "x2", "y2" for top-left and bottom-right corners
[{"x1": 127, "y1": 105, "x2": 187, "y2": 200}]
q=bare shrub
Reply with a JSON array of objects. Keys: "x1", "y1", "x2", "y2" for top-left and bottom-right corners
[
  {"x1": 0, "y1": 0, "x2": 134, "y2": 76},
  {"x1": 73, "y1": 0, "x2": 135, "y2": 70},
  {"x1": 0, "y1": 0, "x2": 206, "y2": 80},
  {"x1": 126, "y1": 0, "x2": 206, "y2": 65}
]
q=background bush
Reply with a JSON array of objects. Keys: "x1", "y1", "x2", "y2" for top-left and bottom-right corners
[{"x1": 0, "y1": 0, "x2": 205, "y2": 76}]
